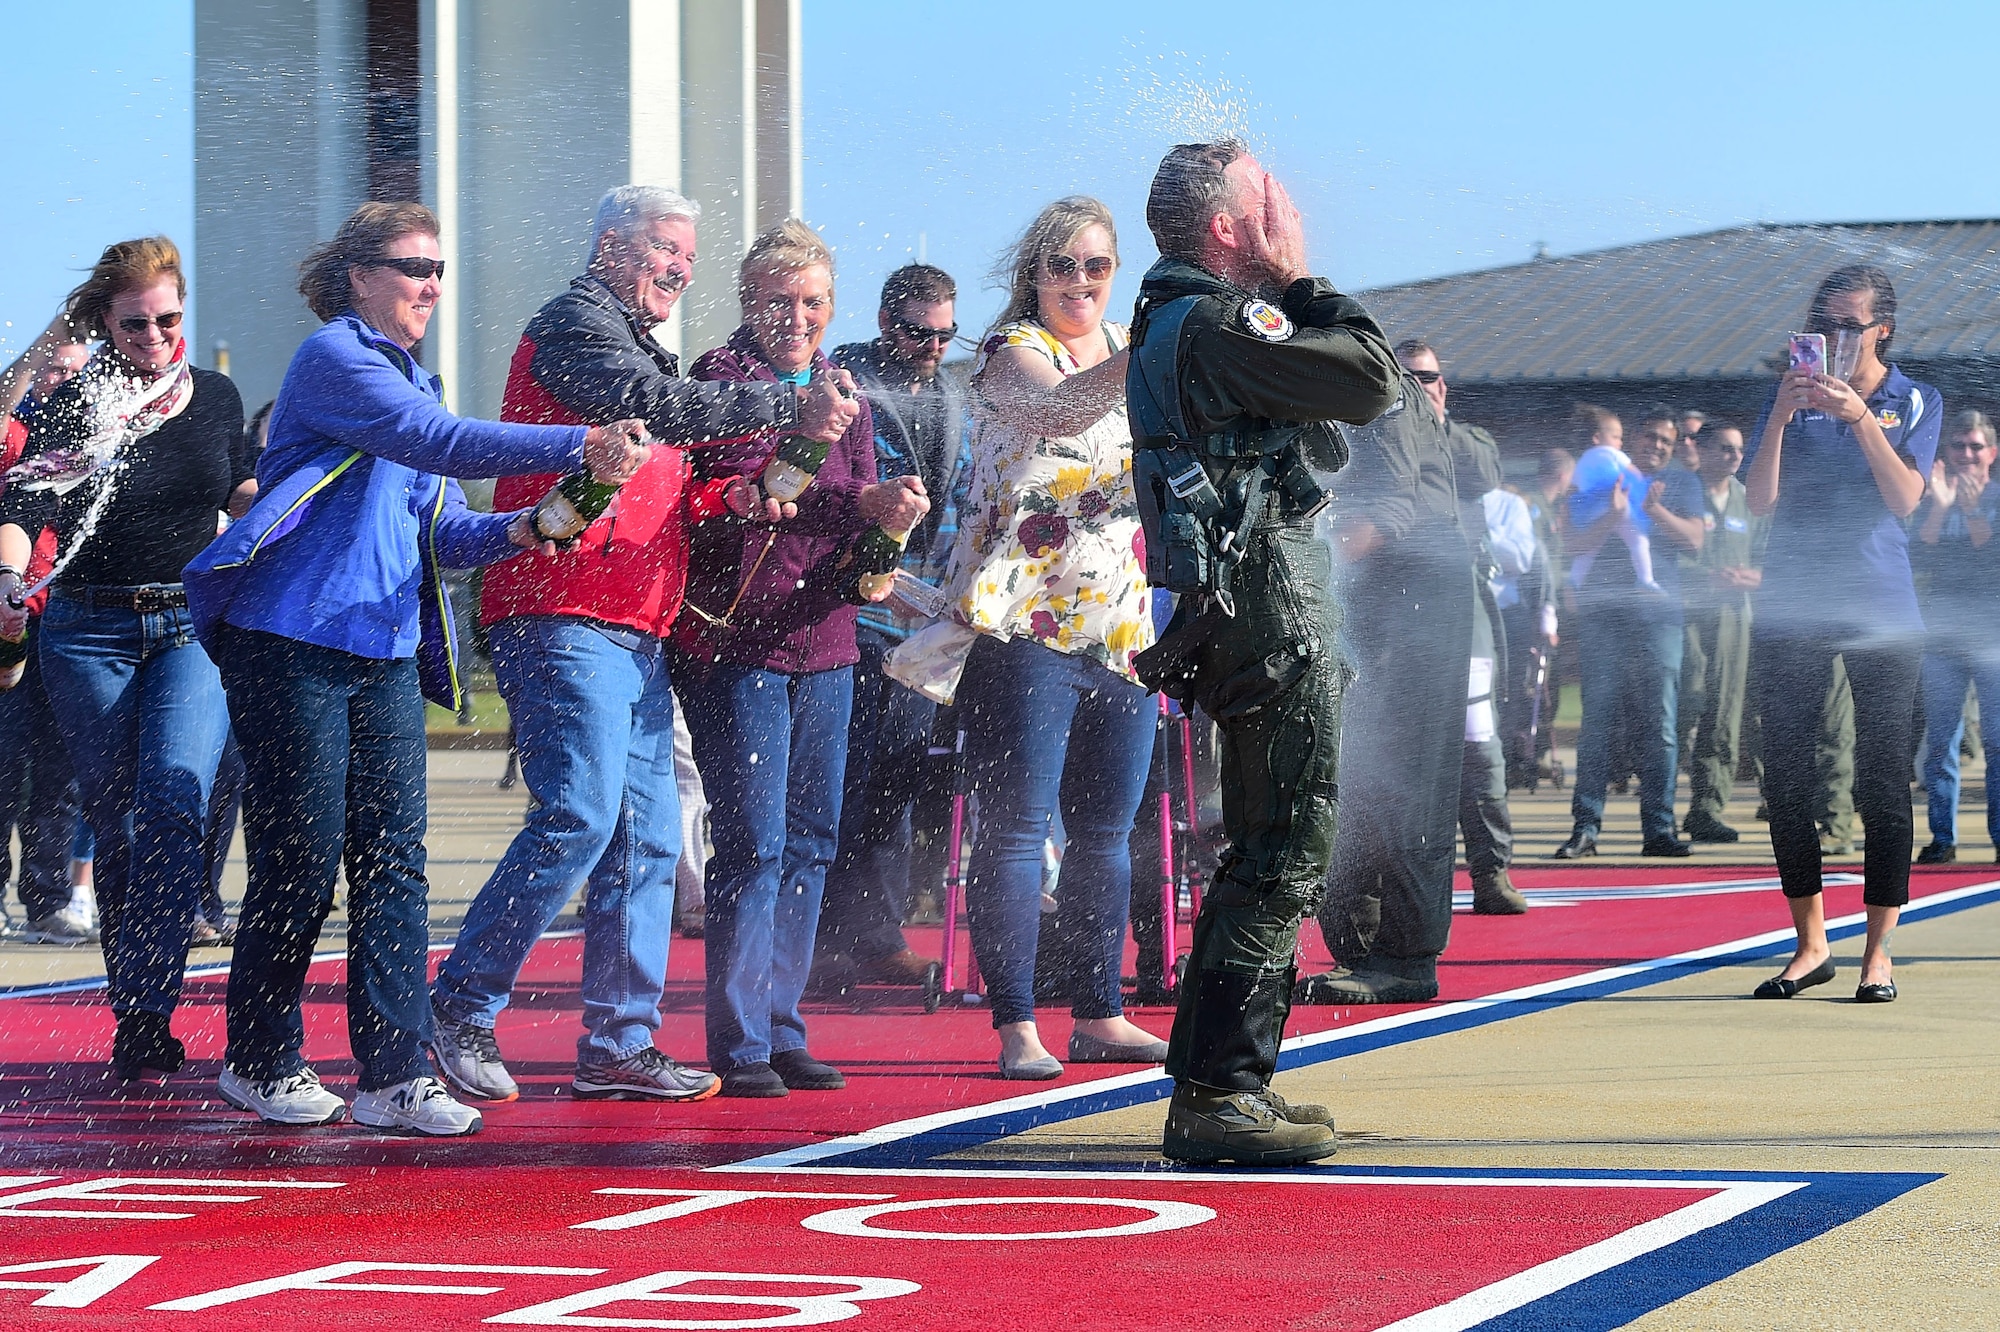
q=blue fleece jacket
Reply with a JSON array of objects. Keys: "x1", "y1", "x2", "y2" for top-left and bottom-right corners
[{"x1": 188, "y1": 314, "x2": 586, "y2": 661}]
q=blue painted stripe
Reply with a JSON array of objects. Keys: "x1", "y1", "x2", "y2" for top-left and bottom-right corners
[
  {"x1": 1477, "y1": 1171, "x2": 1940, "y2": 1331},
  {"x1": 828, "y1": 880, "x2": 2000, "y2": 1171}
]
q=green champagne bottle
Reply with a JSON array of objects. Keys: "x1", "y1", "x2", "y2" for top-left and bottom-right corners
[
  {"x1": 760, "y1": 433, "x2": 833, "y2": 504},
  {"x1": 530, "y1": 470, "x2": 622, "y2": 543},
  {"x1": 848, "y1": 517, "x2": 916, "y2": 603}
]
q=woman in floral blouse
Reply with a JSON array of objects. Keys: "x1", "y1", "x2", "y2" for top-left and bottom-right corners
[{"x1": 942, "y1": 196, "x2": 1165, "y2": 1079}]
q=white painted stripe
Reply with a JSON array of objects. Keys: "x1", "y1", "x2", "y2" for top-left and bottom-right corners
[
  {"x1": 1369, "y1": 1182, "x2": 1804, "y2": 1332},
  {"x1": 735, "y1": 1164, "x2": 1780, "y2": 1193},
  {"x1": 718, "y1": 878, "x2": 2000, "y2": 1173}
]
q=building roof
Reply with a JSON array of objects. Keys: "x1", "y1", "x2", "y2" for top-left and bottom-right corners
[{"x1": 1358, "y1": 220, "x2": 2000, "y2": 385}]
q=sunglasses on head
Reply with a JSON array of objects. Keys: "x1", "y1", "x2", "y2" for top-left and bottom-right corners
[
  {"x1": 893, "y1": 318, "x2": 957, "y2": 345},
  {"x1": 115, "y1": 311, "x2": 183, "y2": 335},
  {"x1": 1406, "y1": 368, "x2": 1442, "y2": 384},
  {"x1": 372, "y1": 256, "x2": 447, "y2": 281},
  {"x1": 1044, "y1": 253, "x2": 1114, "y2": 281}
]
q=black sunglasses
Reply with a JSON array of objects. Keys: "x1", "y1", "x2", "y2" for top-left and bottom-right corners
[
  {"x1": 1808, "y1": 317, "x2": 1882, "y2": 335},
  {"x1": 116, "y1": 311, "x2": 184, "y2": 335},
  {"x1": 1044, "y1": 254, "x2": 1114, "y2": 281},
  {"x1": 893, "y1": 318, "x2": 957, "y2": 345},
  {"x1": 371, "y1": 256, "x2": 447, "y2": 282},
  {"x1": 1406, "y1": 368, "x2": 1443, "y2": 384}
]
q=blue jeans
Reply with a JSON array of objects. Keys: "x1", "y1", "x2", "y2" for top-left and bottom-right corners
[
  {"x1": 961, "y1": 634, "x2": 1153, "y2": 1029},
  {"x1": 1920, "y1": 640, "x2": 2000, "y2": 848},
  {"x1": 38, "y1": 593, "x2": 227, "y2": 1019},
  {"x1": 1571, "y1": 603, "x2": 1684, "y2": 841},
  {"x1": 215, "y1": 626, "x2": 432, "y2": 1091},
  {"x1": 434, "y1": 617, "x2": 681, "y2": 1064},
  {"x1": 674, "y1": 653, "x2": 852, "y2": 1071}
]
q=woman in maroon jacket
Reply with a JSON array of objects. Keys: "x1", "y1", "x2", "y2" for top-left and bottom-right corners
[{"x1": 673, "y1": 219, "x2": 930, "y2": 1097}]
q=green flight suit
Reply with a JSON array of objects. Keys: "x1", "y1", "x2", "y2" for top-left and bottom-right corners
[
  {"x1": 1127, "y1": 257, "x2": 1399, "y2": 1093},
  {"x1": 1678, "y1": 476, "x2": 1767, "y2": 827}
]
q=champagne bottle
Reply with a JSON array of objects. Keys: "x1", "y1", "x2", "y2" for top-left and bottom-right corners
[
  {"x1": 848, "y1": 516, "x2": 917, "y2": 603},
  {"x1": 530, "y1": 470, "x2": 621, "y2": 543},
  {"x1": 760, "y1": 374, "x2": 855, "y2": 503},
  {"x1": 760, "y1": 433, "x2": 833, "y2": 504}
]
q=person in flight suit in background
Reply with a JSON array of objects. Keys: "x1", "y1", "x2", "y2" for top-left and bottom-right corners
[
  {"x1": 1295, "y1": 327, "x2": 1475, "y2": 1007},
  {"x1": 1126, "y1": 139, "x2": 1400, "y2": 1165}
]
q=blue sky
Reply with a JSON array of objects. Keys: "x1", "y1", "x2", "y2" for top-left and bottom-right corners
[{"x1": 3, "y1": 1, "x2": 1995, "y2": 360}]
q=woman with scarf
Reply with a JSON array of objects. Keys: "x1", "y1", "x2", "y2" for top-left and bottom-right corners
[{"x1": 0, "y1": 236, "x2": 253, "y2": 1079}]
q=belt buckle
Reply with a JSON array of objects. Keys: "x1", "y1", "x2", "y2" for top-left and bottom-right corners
[{"x1": 131, "y1": 586, "x2": 172, "y2": 614}]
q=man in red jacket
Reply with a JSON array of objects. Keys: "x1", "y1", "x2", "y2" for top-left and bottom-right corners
[{"x1": 427, "y1": 186, "x2": 858, "y2": 1104}]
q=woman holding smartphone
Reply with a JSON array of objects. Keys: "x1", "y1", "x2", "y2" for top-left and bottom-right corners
[{"x1": 1744, "y1": 265, "x2": 1938, "y2": 1003}]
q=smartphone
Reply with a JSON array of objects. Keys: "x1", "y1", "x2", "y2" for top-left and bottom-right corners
[{"x1": 1787, "y1": 332, "x2": 1827, "y2": 379}]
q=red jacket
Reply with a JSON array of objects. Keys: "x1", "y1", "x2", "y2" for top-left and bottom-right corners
[{"x1": 478, "y1": 278, "x2": 801, "y2": 637}]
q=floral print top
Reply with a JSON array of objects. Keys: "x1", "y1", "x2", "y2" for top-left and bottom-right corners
[{"x1": 938, "y1": 318, "x2": 1154, "y2": 682}]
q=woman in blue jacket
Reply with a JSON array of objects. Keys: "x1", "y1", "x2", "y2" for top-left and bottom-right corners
[{"x1": 184, "y1": 201, "x2": 649, "y2": 1135}]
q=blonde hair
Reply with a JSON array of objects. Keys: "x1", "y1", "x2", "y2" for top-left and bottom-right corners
[
  {"x1": 297, "y1": 201, "x2": 442, "y2": 322},
  {"x1": 737, "y1": 218, "x2": 835, "y2": 312},
  {"x1": 987, "y1": 196, "x2": 1118, "y2": 334},
  {"x1": 65, "y1": 236, "x2": 186, "y2": 342}
]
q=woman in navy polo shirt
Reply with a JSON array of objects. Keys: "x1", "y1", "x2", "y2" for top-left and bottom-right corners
[{"x1": 1744, "y1": 265, "x2": 1940, "y2": 1004}]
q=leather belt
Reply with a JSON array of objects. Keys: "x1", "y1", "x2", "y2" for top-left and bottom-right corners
[{"x1": 54, "y1": 584, "x2": 189, "y2": 613}]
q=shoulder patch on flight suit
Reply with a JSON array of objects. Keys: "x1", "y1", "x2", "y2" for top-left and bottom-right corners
[
  {"x1": 1876, "y1": 407, "x2": 1902, "y2": 430},
  {"x1": 1240, "y1": 299, "x2": 1294, "y2": 341}
]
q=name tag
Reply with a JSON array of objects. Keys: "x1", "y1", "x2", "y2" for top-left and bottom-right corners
[{"x1": 1724, "y1": 516, "x2": 1748, "y2": 533}]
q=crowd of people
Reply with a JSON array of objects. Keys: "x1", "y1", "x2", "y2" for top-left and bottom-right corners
[{"x1": 0, "y1": 138, "x2": 1991, "y2": 1160}]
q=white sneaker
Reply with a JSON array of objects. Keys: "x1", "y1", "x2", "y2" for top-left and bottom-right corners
[
  {"x1": 217, "y1": 1066, "x2": 347, "y2": 1125},
  {"x1": 12, "y1": 907, "x2": 99, "y2": 945},
  {"x1": 352, "y1": 1076, "x2": 483, "y2": 1136},
  {"x1": 68, "y1": 884, "x2": 97, "y2": 931}
]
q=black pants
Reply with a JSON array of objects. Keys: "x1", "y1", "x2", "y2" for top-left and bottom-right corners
[
  {"x1": 1319, "y1": 535, "x2": 1475, "y2": 981},
  {"x1": 817, "y1": 627, "x2": 943, "y2": 964},
  {"x1": 0, "y1": 650, "x2": 78, "y2": 919},
  {"x1": 1755, "y1": 631, "x2": 1920, "y2": 908}
]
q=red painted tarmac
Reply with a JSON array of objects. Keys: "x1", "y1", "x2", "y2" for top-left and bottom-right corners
[{"x1": 1, "y1": 866, "x2": 1989, "y2": 1328}]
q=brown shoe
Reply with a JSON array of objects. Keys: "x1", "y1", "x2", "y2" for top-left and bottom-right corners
[
  {"x1": 1162, "y1": 1084, "x2": 1337, "y2": 1165},
  {"x1": 861, "y1": 947, "x2": 941, "y2": 987},
  {"x1": 1471, "y1": 870, "x2": 1528, "y2": 915}
]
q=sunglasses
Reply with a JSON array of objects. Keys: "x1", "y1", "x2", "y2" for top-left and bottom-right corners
[
  {"x1": 1043, "y1": 254, "x2": 1114, "y2": 281},
  {"x1": 1808, "y1": 317, "x2": 1882, "y2": 335},
  {"x1": 115, "y1": 311, "x2": 184, "y2": 335},
  {"x1": 372, "y1": 256, "x2": 447, "y2": 281},
  {"x1": 1406, "y1": 368, "x2": 1443, "y2": 384},
  {"x1": 893, "y1": 319, "x2": 957, "y2": 345}
]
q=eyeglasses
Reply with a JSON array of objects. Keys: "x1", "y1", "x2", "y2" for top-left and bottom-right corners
[
  {"x1": 892, "y1": 318, "x2": 957, "y2": 345},
  {"x1": 1808, "y1": 317, "x2": 1882, "y2": 335},
  {"x1": 115, "y1": 311, "x2": 184, "y2": 335},
  {"x1": 1699, "y1": 439, "x2": 1744, "y2": 454},
  {"x1": 371, "y1": 256, "x2": 447, "y2": 282},
  {"x1": 1406, "y1": 368, "x2": 1442, "y2": 384},
  {"x1": 1946, "y1": 438, "x2": 1994, "y2": 451},
  {"x1": 1043, "y1": 254, "x2": 1115, "y2": 281}
]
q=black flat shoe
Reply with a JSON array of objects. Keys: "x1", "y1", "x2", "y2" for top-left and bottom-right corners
[
  {"x1": 1552, "y1": 829, "x2": 1598, "y2": 860},
  {"x1": 1641, "y1": 835, "x2": 1694, "y2": 858},
  {"x1": 1855, "y1": 980, "x2": 1898, "y2": 1003},
  {"x1": 1752, "y1": 957, "x2": 1837, "y2": 999}
]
